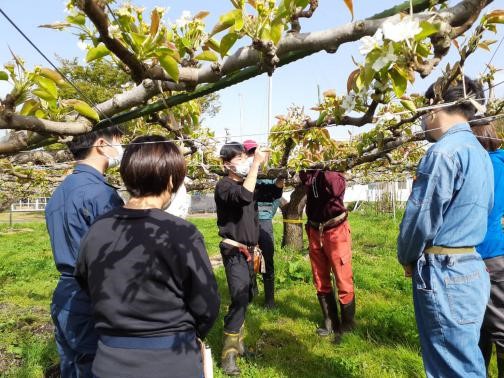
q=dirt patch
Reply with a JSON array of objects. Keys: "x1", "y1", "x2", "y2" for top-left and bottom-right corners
[
  {"x1": 0, "y1": 227, "x2": 35, "y2": 235},
  {"x1": 0, "y1": 348, "x2": 21, "y2": 374}
]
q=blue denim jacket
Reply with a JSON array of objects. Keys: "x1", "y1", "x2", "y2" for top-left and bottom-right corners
[
  {"x1": 45, "y1": 164, "x2": 123, "y2": 310},
  {"x1": 397, "y1": 123, "x2": 494, "y2": 265}
]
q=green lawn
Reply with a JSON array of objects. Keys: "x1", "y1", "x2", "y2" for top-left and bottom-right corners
[{"x1": 0, "y1": 213, "x2": 498, "y2": 377}]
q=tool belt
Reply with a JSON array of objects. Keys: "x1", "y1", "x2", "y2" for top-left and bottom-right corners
[
  {"x1": 222, "y1": 238, "x2": 265, "y2": 274},
  {"x1": 425, "y1": 246, "x2": 475, "y2": 255},
  {"x1": 307, "y1": 212, "x2": 348, "y2": 247}
]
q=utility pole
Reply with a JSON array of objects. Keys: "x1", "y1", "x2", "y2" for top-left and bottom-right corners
[{"x1": 238, "y1": 93, "x2": 244, "y2": 141}]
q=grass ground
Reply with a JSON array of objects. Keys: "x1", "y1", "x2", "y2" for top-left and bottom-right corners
[{"x1": 0, "y1": 212, "x2": 498, "y2": 377}]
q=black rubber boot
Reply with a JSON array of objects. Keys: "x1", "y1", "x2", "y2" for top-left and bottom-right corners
[
  {"x1": 479, "y1": 336, "x2": 492, "y2": 376},
  {"x1": 263, "y1": 276, "x2": 275, "y2": 309},
  {"x1": 497, "y1": 353, "x2": 504, "y2": 378},
  {"x1": 221, "y1": 332, "x2": 241, "y2": 376},
  {"x1": 340, "y1": 297, "x2": 356, "y2": 333},
  {"x1": 316, "y1": 292, "x2": 341, "y2": 343}
]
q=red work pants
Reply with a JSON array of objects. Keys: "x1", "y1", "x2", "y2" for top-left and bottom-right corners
[{"x1": 306, "y1": 221, "x2": 354, "y2": 304}]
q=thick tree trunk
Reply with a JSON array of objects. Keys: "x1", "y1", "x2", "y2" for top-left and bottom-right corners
[{"x1": 280, "y1": 184, "x2": 307, "y2": 251}]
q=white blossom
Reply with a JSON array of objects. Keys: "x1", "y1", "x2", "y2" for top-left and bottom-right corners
[
  {"x1": 108, "y1": 24, "x2": 120, "y2": 37},
  {"x1": 382, "y1": 15, "x2": 422, "y2": 43},
  {"x1": 372, "y1": 44, "x2": 396, "y2": 71},
  {"x1": 176, "y1": 10, "x2": 192, "y2": 28},
  {"x1": 358, "y1": 28, "x2": 383, "y2": 55},
  {"x1": 341, "y1": 94, "x2": 356, "y2": 113},
  {"x1": 381, "y1": 112, "x2": 401, "y2": 123}
]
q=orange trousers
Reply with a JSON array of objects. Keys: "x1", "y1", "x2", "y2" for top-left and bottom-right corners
[{"x1": 306, "y1": 221, "x2": 355, "y2": 304}]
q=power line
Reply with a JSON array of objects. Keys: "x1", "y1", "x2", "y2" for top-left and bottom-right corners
[
  {"x1": 18, "y1": 122, "x2": 504, "y2": 171},
  {"x1": 0, "y1": 7, "x2": 114, "y2": 125}
]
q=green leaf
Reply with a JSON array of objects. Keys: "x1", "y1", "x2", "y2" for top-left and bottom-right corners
[
  {"x1": 159, "y1": 54, "x2": 179, "y2": 82},
  {"x1": 130, "y1": 32, "x2": 147, "y2": 48},
  {"x1": 86, "y1": 43, "x2": 110, "y2": 62},
  {"x1": 35, "y1": 76, "x2": 58, "y2": 99},
  {"x1": 316, "y1": 111, "x2": 328, "y2": 126},
  {"x1": 400, "y1": 99, "x2": 416, "y2": 112},
  {"x1": 33, "y1": 88, "x2": 56, "y2": 102},
  {"x1": 295, "y1": 0, "x2": 310, "y2": 7},
  {"x1": 34, "y1": 109, "x2": 46, "y2": 119},
  {"x1": 260, "y1": 25, "x2": 272, "y2": 41},
  {"x1": 66, "y1": 13, "x2": 86, "y2": 26},
  {"x1": 416, "y1": 43, "x2": 431, "y2": 58},
  {"x1": 194, "y1": 51, "x2": 219, "y2": 62},
  {"x1": 0, "y1": 70, "x2": 8, "y2": 80},
  {"x1": 389, "y1": 68, "x2": 407, "y2": 98},
  {"x1": 220, "y1": 33, "x2": 239, "y2": 57},
  {"x1": 270, "y1": 20, "x2": 284, "y2": 45},
  {"x1": 211, "y1": 9, "x2": 241, "y2": 35},
  {"x1": 19, "y1": 99, "x2": 39, "y2": 116},
  {"x1": 414, "y1": 21, "x2": 440, "y2": 42},
  {"x1": 205, "y1": 38, "x2": 221, "y2": 53},
  {"x1": 234, "y1": 13, "x2": 244, "y2": 32},
  {"x1": 62, "y1": 99, "x2": 100, "y2": 121}
]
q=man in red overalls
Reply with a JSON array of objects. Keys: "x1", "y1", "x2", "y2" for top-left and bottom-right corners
[{"x1": 299, "y1": 170, "x2": 355, "y2": 342}]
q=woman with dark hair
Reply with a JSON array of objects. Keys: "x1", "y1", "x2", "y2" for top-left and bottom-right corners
[
  {"x1": 75, "y1": 135, "x2": 220, "y2": 378},
  {"x1": 473, "y1": 121, "x2": 504, "y2": 377}
]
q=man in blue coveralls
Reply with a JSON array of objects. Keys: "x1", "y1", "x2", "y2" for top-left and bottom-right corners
[
  {"x1": 45, "y1": 126, "x2": 124, "y2": 377},
  {"x1": 397, "y1": 76, "x2": 494, "y2": 378}
]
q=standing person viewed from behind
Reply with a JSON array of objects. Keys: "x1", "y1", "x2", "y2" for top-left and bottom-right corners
[
  {"x1": 397, "y1": 76, "x2": 493, "y2": 378},
  {"x1": 45, "y1": 126, "x2": 124, "y2": 377},
  {"x1": 473, "y1": 120, "x2": 504, "y2": 377},
  {"x1": 299, "y1": 170, "x2": 355, "y2": 344},
  {"x1": 243, "y1": 139, "x2": 284, "y2": 308},
  {"x1": 75, "y1": 135, "x2": 220, "y2": 378}
]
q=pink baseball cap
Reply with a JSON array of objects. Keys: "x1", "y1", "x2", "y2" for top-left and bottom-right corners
[{"x1": 243, "y1": 139, "x2": 258, "y2": 153}]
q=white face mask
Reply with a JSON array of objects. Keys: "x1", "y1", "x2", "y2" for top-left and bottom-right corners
[
  {"x1": 233, "y1": 161, "x2": 250, "y2": 178},
  {"x1": 165, "y1": 184, "x2": 189, "y2": 219},
  {"x1": 247, "y1": 156, "x2": 254, "y2": 167},
  {"x1": 104, "y1": 144, "x2": 124, "y2": 169}
]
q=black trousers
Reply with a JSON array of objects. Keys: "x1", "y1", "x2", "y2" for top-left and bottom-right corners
[
  {"x1": 480, "y1": 255, "x2": 504, "y2": 362},
  {"x1": 258, "y1": 220, "x2": 275, "y2": 281},
  {"x1": 221, "y1": 246, "x2": 255, "y2": 333}
]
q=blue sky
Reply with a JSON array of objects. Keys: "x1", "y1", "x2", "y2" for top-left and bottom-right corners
[{"x1": 0, "y1": 0, "x2": 503, "y2": 143}]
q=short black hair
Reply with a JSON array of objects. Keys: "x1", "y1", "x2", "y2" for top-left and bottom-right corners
[
  {"x1": 471, "y1": 119, "x2": 501, "y2": 152},
  {"x1": 219, "y1": 142, "x2": 245, "y2": 163},
  {"x1": 120, "y1": 135, "x2": 186, "y2": 198},
  {"x1": 68, "y1": 125, "x2": 124, "y2": 160},
  {"x1": 425, "y1": 76, "x2": 485, "y2": 121}
]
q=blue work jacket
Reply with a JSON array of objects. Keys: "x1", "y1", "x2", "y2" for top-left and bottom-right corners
[
  {"x1": 45, "y1": 164, "x2": 123, "y2": 311},
  {"x1": 397, "y1": 123, "x2": 494, "y2": 265}
]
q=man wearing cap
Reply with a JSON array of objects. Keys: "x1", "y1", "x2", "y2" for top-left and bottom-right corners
[
  {"x1": 244, "y1": 139, "x2": 284, "y2": 308},
  {"x1": 215, "y1": 141, "x2": 267, "y2": 376}
]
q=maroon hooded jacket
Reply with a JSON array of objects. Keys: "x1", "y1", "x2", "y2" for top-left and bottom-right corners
[{"x1": 299, "y1": 170, "x2": 347, "y2": 223}]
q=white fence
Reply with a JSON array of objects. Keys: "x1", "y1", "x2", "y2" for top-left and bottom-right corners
[{"x1": 10, "y1": 197, "x2": 50, "y2": 212}]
